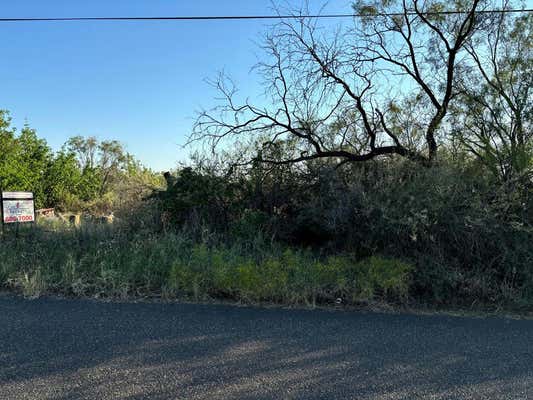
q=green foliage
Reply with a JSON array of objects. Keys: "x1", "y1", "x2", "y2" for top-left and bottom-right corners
[
  {"x1": 154, "y1": 154, "x2": 532, "y2": 310},
  {"x1": 44, "y1": 151, "x2": 82, "y2": 209},
  {"x1": 168, "y1": 238, "x2": 413, "y2": 305},
  {"x1": 452, "y1": 13, "x2": 532, "y2": 182},
  {"x1": 174, "y1": 246, "x2": 412, "y2": 305},
  {"x1": 0, "y1": 110, "x2": 531, "y2": 310},
  {"x1": 0, "y1": 223, "x2": 413, "y2": 307},
  {"x1": 0, "y1": 111, "x2": 162, "y2": 212},
  {"x1": 158, "y1": 166, "x2": 241, "y2": 233},
  {"x1": 0, "y1": 112, "x2": 52, "y2": 208}
]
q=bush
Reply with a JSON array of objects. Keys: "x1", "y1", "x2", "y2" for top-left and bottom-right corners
[
  {"x1": 2, "y1": 152, "x2": 531, "y2": 312},
  {"x1": 155, "y1": 157, "x2": 532, "y2": 310}
]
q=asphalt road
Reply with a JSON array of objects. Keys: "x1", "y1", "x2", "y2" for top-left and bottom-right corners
[{"x1": 1, "y1": 296, "x2": 532, "y2": 400}]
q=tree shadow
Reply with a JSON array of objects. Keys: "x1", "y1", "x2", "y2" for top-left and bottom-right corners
[{"x1": 0, "y1": 296, "x2": 532, "y2": 399}]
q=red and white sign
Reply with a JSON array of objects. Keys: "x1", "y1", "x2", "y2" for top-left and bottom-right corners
[{"x1": 2, "y1": 192, "x2": 35, "y2": 224}]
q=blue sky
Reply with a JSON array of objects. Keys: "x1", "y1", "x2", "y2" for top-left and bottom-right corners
[{"x1": 0, "y1": 0, "x2": 351, "y2": 171}]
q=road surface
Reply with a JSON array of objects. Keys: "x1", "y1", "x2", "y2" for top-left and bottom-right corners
[{"x1": 0, "y1": 295, "x2": 532, "y2": 399}]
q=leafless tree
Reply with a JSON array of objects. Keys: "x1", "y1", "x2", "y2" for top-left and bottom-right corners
[{"x1": 192, "y1": 0, "x2": 489, "y2": 167}]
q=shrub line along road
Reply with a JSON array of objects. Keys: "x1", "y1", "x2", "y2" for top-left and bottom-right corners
[{"x1": 0, "y1": 295, "x2": 531, "y2": 399}]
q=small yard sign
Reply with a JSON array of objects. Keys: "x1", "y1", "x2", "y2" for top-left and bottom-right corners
[{"x1": 1, "y1": 192, "x2": 36, "y2": 224}]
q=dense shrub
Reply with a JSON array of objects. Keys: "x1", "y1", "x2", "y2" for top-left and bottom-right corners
[
  {"x1": 1, "y1": 140, "x2": 531, "y2": 311},
  {"x1": 156, "y1": 156, "x2": 532, "y2": 310}
]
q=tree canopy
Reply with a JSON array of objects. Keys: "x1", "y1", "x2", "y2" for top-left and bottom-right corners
[
  {"x1": 193, "y1": 0, "x2": 531, "y2": 175},
  {"x1": 0, "y1": 111, "x2": 162, "y2": 211}
]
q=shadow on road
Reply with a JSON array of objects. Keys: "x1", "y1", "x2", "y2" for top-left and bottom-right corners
[{"x1": 0, "y1": 296, "x2": 531, "y2": 399}]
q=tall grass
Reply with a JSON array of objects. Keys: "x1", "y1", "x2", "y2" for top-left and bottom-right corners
[{"x1": 0, "y1": 223, "x2": 412, "y2": 306}]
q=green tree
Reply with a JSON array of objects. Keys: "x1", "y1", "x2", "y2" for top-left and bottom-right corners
[
  {"x1": 66, "y1": 136, "x2": 130, "y2": 196},
  {"x1": 453, "y1": 11, "x2": 532, "y2": 181},
  {"x1": 44, "y1": 151, "x2": 82, "y2": 210},
  {"x1": 64, "y1": 135, "x2": 162, "y2": 213},
  {"x1": 0, "y1": 111, "x2": 52, "y2": 208},
  {"x1": 16, "y1": 124, "x2": 52, "y2": 207},
  {"x1": 0, "y1": 110, "x2": 19, "y2": 190}
]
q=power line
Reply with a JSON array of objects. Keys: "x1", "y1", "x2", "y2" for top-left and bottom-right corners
[{"x1": 0, "y1": 8, "x2": 531, "y2": 23}]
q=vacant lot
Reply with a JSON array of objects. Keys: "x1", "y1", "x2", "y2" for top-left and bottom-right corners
[{"x1": 0, "y1": 295, "x2": 531, "y2": 399}]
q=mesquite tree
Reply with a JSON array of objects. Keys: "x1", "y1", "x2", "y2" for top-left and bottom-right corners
[
  {"x1": 193, "y1": 0, "x2": 493, "y2": 167},
  {"x1": 452, "y1": 6, "x2": 532, "y2": 181}
]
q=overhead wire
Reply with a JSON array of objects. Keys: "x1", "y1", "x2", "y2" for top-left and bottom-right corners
[{"x1": 0, "y1": 8, "x2": 531, "y2": 23}]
